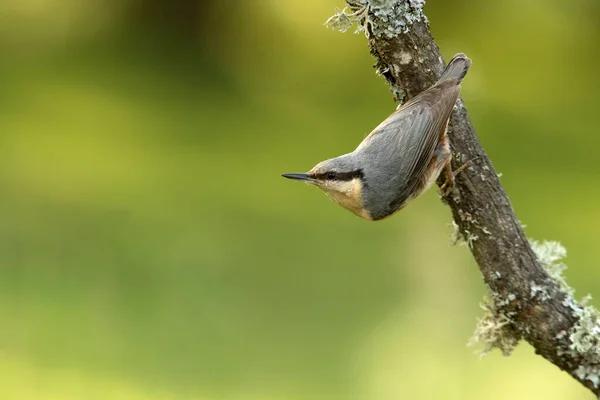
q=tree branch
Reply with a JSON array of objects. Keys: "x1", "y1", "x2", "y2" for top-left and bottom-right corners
[{"x1": 327, "y1": 1, "x2": 600, "y2": 396}]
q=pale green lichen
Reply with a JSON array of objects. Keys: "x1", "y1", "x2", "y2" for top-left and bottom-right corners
[
  {"x1": 472, "y1": 239, "x2": 600, "y2": 386},
  {"x1": 530, "y1": 240, "x2": 572, "y2": 296},
  {"x1": 461, "y1": 229, "x2": 478, "y2": 250},
  {"x1": 569, "y1": 296, "x2": 600, "y2": 353},
  {"x1": 530, "y1": 283, "x2": 551, "y2": 302},
  {"x1": 519, "y1": 220, "x2": 527, "y2": 229},
  {"x1": 325, "y1": 0, "x2": 427, "y2": 38},
  {"x1": 448, "y1": 216, "x2": 483, "y2": 249},
  {"x1": 469, "y1": 297, "x2": 518, "y2": 357},
  {"x1": 530, "y1": 240, "x2": 600, "y2": 388},
  {"x1": 449, "y1": 220, "x2": 460, "y2": 246},
  {"x1": 564, "y1": 295, "x2": 600, "y2": 387},
  {"x1": 324, "y1": 5, "x2": 371, "y2": 34}
]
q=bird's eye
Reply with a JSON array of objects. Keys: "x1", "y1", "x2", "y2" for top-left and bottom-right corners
[{"x1": 327, "y1": 172, "x2": 336, "y2": 180}]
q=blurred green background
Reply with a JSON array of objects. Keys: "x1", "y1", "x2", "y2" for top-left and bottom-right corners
[{"x1": 0, "y1": 0, "x2": 599, "y2": 399}]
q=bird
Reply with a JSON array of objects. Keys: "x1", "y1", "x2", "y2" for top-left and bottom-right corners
[{"x1": 282, "y1": 53, "x2": 471, "y2": 221}]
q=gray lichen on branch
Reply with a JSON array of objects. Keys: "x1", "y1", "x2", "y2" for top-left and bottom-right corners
[
  {"x1": 468, "y1": 295, "x2": 519, "y2": 357},
  {"x1": 325, "y1": 0, "x2": 426, "y2": 38},
  {"x1": 326, "y1": 0, "x2": 600, "y2": 395},
  {"x1": 530, "y1": 240, "x2": 600, "y2": 389},
  {"x1": 468, "y1": 237, "x2": 600, "y2": 389}
]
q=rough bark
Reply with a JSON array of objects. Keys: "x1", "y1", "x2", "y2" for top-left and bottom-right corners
[{"x1": 349, "y1": 8, "x2": 599, "y2": 397}]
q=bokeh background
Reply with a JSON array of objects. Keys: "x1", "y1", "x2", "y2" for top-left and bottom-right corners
[{"x1": 0, "y1": 0, "x2": 599, "y2": 399}]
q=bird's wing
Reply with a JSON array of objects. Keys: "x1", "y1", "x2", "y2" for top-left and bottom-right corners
[{"x1": 355, "y1": 81, "x2": 460, "y2": 206}]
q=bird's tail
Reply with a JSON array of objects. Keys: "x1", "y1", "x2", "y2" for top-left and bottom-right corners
[{"x1": 437, "y1": 53, "x2": 471, "y2": 84}]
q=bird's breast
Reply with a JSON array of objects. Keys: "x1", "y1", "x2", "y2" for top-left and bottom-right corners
[{"x1": 324, "y1": 178, "x2": 372, "y2": 220}]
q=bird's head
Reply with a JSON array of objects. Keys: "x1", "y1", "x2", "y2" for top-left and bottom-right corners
[{"x1": 282, "y1": 155, "x2": 371, "y2": 220}]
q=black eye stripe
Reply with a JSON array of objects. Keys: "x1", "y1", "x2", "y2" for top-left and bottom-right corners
[{"x1": 315, "y1": 169, "x2": 363, "y2": 181}]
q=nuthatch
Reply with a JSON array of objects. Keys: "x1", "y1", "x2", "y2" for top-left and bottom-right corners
[{"x1": 282, "y1": 53, "x2": 471, "y2": 221}]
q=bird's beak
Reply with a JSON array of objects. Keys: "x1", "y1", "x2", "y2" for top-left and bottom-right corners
[{"x1": 281, "y1": 173, "x2": 316, "y2": 184}]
